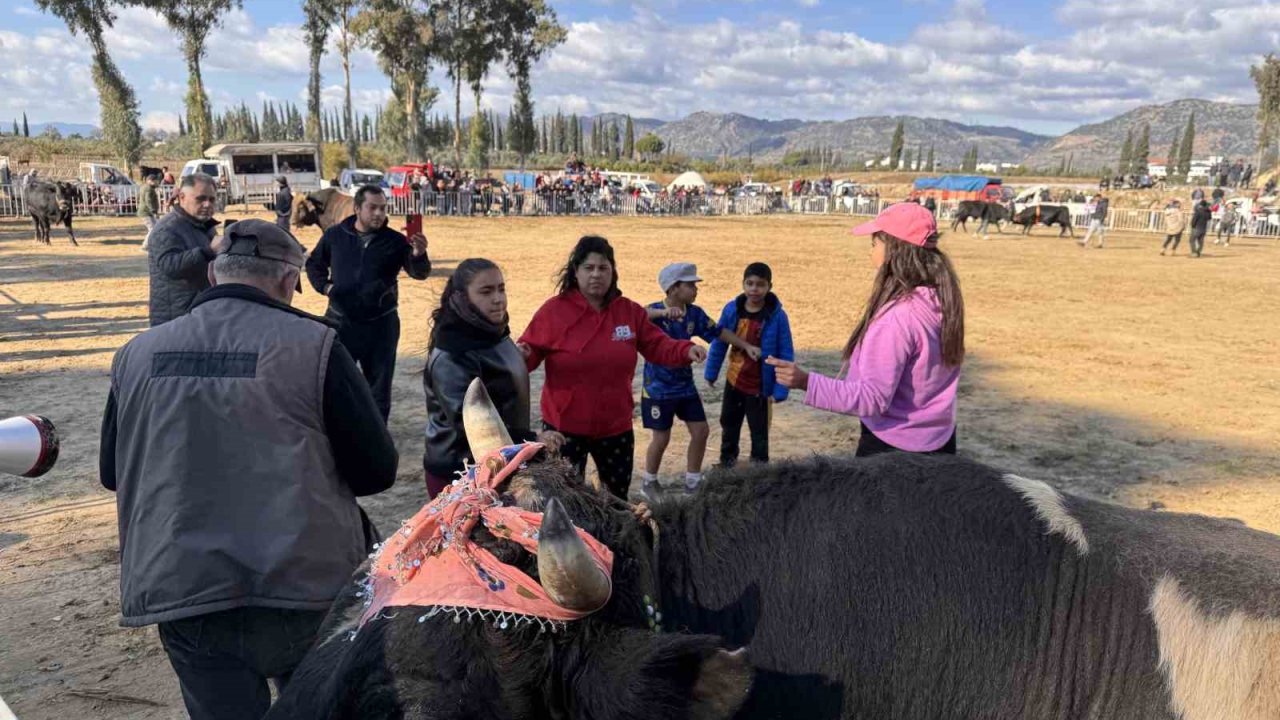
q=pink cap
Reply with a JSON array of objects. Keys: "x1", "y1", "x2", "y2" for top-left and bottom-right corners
[{"x1": 851, "y1": 202, "x2": 938, "y2": 247}]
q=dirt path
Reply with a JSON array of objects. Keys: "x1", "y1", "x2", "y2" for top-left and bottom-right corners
[{"x1": 1, "y1": 213, "x2": 1277, "y2": 718}]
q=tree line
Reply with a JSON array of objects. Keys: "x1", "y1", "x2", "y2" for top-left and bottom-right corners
[{"x1": 27, "y1": 0, "x2": 567, "y2": 175}]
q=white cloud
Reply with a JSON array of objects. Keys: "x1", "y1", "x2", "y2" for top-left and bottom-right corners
[
  {"x1": 141, "y1": 110, "x2": 179, "y2": 132},
  {"x1": 150, "y1": 76, "x2": 184, "y2": 96},
  {"x1": 103, "y1": 7, "x2": 176, "y2": 61},
  {"x1": 0, "y1": 29, "x2": 97, "y2": 122},
  {"x1": 513, "y1": 0, "x2": 1275, "y2": 130},
  {"x1": 15, "y1": 5, "x2": 40, "y2": 17},
  {"x1": 1, "y1": 0, "x2": 1276, "y2": 135},
  {"x1": 317, "y1": 84, "x2": 394, "y2": 116}
]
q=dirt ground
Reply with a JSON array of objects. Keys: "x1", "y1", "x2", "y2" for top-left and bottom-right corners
[{"x1": 1, "y1": 211, "x2": 1278, "y2": 718}]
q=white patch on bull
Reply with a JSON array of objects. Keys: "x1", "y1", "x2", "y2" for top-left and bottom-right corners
[
  {"x1": 1150, "y1": 575, "x2": 1280, "y2": 720},
  {"x1": 1002, "y1": 474, "x2": 1090, "y2": 555}
]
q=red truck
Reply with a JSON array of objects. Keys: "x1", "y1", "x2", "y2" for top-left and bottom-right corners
[
  {"x1": 384, "y1": 162, "x2": 435, "y2": 198},
  {"x1": 909, "y1": 175, "x2": 1010, "y2": 203}
]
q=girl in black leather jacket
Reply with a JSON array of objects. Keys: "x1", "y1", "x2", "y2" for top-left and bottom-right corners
[{"x1": 422, "y1": 259, "x2": 533, "y2": 497}]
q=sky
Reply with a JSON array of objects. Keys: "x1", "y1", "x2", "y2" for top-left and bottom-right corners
[{"x1": 2, "y1": 0, "x2": 1277, "y2": 137}]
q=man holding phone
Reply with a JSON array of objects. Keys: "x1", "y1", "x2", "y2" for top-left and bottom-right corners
[{"x1": 306, "y1": 184, "x2": 430, "y2": 421}]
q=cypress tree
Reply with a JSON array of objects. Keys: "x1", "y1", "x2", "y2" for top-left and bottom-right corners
[
  {"x1": 624, "y1": 115, "x2": 635, "y2": 159},
  {"x1": 1132, "y1": 123, "x2": 1150, "y2": 175},
  {"x1": 1177, "y1": 112, "x2": 1196, "y2": 178},
  {"x1": 23, "y1": 112, "x2": 29, "y2": 137},
  {"x1": 1118, "y1": 129, "x2": 1133, "y2": 176},
  {"x1": 888, "y1": 119, "x2": 905, "y2": 170}
]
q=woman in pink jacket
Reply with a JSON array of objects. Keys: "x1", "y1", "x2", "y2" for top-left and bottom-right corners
[{"x1": 768, "y1": 202, "x2": 965, "y2": 456}]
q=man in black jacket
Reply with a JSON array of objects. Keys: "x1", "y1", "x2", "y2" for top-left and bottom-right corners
[
  {"x1": 273, "y1": 176, "x2": 293, "y2": 232},
  {"x1": 147, "y1": 173, "x2": 228, "y2": 326},
  {"x1": 306, "y1": 184, "x2": 430, "y2": 420},
  {"x1": 101, "y1": 219, "x2": 397, "y2": 720},
  {"x1": 1189, "y1": 199, "x2": 1212, "y2": 258}
]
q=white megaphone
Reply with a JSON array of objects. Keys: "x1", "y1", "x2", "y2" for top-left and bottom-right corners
[{"x1": 0, "y1": 415, "x2": 59, "y2": 477}]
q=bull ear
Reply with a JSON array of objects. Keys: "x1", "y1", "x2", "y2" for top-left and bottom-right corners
[{"x1": 564, "y1": 628, "x2": 752, "y2": 720}]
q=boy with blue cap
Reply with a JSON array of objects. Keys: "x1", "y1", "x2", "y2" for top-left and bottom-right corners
[{"x1": 640, "y1": 262, "x2": 760, "y2": 499}]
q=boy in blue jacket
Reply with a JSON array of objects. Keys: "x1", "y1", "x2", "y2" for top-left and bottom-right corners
[{"x1": 705, "y1": 262, "x2": 795, "y2": 467}]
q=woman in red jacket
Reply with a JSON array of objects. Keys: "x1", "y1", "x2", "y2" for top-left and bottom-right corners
[{"x1": 520, "y1": 235, "x2": 706, "y2": 499}]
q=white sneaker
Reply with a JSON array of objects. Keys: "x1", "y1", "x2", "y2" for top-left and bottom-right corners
[
  {"x1": 639, "y1": 479, "x2": 663, "y2": 503},
  {"x1": 684, "y1": 473, "x2": 703, "y2": 493}
]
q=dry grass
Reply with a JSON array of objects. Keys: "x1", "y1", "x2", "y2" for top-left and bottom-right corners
[{"x1": 0, "y1": 211, "x2": 1277, "y2": 718}]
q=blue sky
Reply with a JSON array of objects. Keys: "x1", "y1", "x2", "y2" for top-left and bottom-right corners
[{"x1": 2, "y1": 0, "x2": 1275, "y2": 136}]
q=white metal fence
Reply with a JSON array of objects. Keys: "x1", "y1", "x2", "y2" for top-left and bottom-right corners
[{"x1": 2, "y1": 184, "x2": 1278, "y2": 240}]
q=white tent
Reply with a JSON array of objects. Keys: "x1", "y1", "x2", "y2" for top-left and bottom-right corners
[{"x1": 667, "y1": 171, "x2": 708, "y2": 192}]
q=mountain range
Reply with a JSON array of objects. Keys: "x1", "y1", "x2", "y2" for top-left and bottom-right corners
[
  {"x1": 24, "y1": 99, "x2": 1262, "y2": 172},
  {"x1": 1021, "y1": 99, "x2": 1259, "y2": 171},
  {"x1": 579, "y1": 99, "x2": 1259, "y2": 171}
]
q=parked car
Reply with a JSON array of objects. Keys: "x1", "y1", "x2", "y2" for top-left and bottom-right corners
[{"x1": 338, "y1": 168, "x2": 384, "y2": 191}]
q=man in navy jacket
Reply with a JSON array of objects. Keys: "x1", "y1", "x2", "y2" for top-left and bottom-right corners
[{"x1": 306, "y1": 184, "x2": 430, "y2": 420}]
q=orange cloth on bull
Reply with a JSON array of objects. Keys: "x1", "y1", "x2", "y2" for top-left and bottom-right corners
[{"x1": 357, "y1": 443, "x2": 614, "y2": 630}]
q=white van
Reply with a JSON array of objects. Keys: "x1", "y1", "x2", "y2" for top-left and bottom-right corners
[{"x1": 181, "y1": 142, "x2": 320, "y2": 203}]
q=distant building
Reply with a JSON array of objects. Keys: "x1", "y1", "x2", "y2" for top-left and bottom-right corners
[{"x1": 976, "y1": 162, "x2": 1021, "y2": 173}]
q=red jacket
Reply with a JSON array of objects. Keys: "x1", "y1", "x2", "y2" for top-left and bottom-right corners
[{"x1": 521, "y1": 290, "x2": 694, "y2": 438}]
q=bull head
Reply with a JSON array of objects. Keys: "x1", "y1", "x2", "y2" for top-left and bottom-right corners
[
  {"x1": 463, "y1": 378, "x2": 612, "y2": 612},
  {"x1": 291, "y1": 196, "x2": 319, "y2": 227}
]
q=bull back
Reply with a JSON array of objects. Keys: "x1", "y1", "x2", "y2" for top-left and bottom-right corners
[
  {"x1": 653, "y1": 453, "x2": 1280, "y2": 719},
  {"x1": 294, "y1": 188, "x2": 356, "y2": 231}
]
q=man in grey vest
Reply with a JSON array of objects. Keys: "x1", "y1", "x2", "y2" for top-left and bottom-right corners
[
  {"x1": 100, "y1": 219, "x2": 398, "y2": 720},
  {"x1": 147, "y1": 173, "x2": 228, "y2": 326}
]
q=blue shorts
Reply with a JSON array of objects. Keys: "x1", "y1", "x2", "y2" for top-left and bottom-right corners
[{"x1": 641, "y1": 395, "x2": 707, "y2": 430}]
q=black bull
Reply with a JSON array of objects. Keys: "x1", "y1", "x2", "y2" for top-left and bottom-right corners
[
  {"x1": 1012, "y1": 204, "x2": 1075, "y2": 237},
  {"x1": 267, "y1": 450, "x2": 1280, "y2": 720},
  {"x1": 950, "y1": 200, "x2": 1011, "y2": 233},
  {"x1": 26, "y1": 181, "x2": 79, "y2": 246}
]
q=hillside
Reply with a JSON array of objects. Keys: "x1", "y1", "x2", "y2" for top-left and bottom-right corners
[
  {"x1": 1022, "y1": 99, "x2": 1259, "y2": 172},
  {"x1": 650, "y1": 112, "x2": 1048, "y2": 165}
]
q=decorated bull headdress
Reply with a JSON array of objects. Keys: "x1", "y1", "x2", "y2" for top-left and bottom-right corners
[{"x1": 353, "y1": 381, "x2": 615, "y2": 636}]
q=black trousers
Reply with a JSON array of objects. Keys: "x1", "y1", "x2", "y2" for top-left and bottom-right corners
[
  {"x1": 333, "y1": 311, "x2": 400, "y2": 421},
  {"x1": 1162, "y1": 232, "x2": 1182, "y2": 251},
  {"x1": 1189, "y1": 229, "x2": 1207, "y2": 256},
  {"x1": 546, "y1": 423, "x2": 634, "y2": 499},
  {"x1": 158, "y1": 607, "x2": 327, "y2": 720},
  {"x1": 855, "y1": 421, "x2": 957, "y2": 457},
  {"x1": 719, "y1": 385, "x2": 770, "y2": 467}
]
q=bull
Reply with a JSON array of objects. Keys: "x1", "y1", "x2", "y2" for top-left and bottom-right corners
[
  {"x1": 27, "y1": 180, "x2": 79, "y2": 246},
  {"x1": 292, "y1": 188, "x2": 356, "y2": 231},
  {"x1": 267, "y1": 382, "x2": 1280, "y2": 720},
  {"x1": 951, "y1": 200, "x2": 1011, "y2": 235},
  {"x1": 1012, "y1": 204, "x2": 1074, "y2": 237}
]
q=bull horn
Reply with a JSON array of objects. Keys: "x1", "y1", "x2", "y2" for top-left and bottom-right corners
[
  {"x1": 537, "y1": 498, "x2": 611, "y2": 612},
  {"x1": 463, "y1": 378, "x2": 512, "y2": 463}
]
